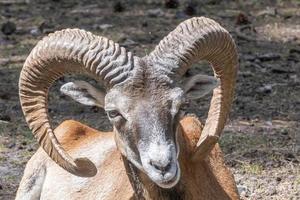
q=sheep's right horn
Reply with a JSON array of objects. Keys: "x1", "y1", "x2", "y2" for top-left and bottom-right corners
[
  {"x1": 19, "y1": 29, "x2": 135, "y2": 177},
  {"x1": 148, "y1": 17, "x2": 238, "y2": 160}
]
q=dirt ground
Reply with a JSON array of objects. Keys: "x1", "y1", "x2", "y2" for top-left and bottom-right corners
[{"x1": 0, "y1": 0, "x2": 299, "y2": 199}]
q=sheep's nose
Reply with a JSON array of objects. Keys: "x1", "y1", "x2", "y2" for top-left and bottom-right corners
[{"x1": 150, "y1": 160, "x2": 172, "y2": 175}]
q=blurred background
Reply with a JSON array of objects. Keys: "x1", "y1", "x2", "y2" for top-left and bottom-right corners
[{"x1": 0, "y1": 0, "x2": 299, "y2": 199}]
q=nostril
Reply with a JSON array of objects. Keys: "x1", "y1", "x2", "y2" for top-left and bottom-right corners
[
  {"x1": 164, "y1": 162, "x2": 171, "y2": 172},
  {"x1": 150, "y1": 160, "x2": 172, "y2": 174}
]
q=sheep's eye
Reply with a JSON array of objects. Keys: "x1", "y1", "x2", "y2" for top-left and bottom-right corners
[{"x1": 106, "y1": 110, "x2": 121, "y2": 119}]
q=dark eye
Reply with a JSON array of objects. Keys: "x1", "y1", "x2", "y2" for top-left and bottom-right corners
[{"x1": 106, "y1": 110, "x2": 121, "y2": 119}]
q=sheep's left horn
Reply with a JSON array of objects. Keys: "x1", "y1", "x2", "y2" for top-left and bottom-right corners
[{"x1": 19, "y1": 29, "x2": 136, "y2": 177}]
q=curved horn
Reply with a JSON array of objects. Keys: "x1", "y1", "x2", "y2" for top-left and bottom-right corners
[
  {"x1": 148, "y1": 17, "x2": 238, "y2": 160},
  {"x1": 19, "y1": 29, "x2": 135, "y2": 177}
]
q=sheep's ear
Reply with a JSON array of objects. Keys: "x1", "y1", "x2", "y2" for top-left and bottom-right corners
[
  {"x1": 60, "y1": 81, "x2": 105, "y2": 108},
  {"x1": 183, "y1": 74, "x2": 219, "y2": 100}
]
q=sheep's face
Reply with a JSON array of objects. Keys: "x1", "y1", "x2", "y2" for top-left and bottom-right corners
[
  {"x1": 60, "y1": 68, "x2": 218, "y2": 188},
  {"x1": 105, "y1": 84, "x2": 184, "y2": 188}
]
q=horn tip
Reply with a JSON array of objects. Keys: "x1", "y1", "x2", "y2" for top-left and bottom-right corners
[{"x1": 74, "y1": 157, "x2": 97, "y2": 177}]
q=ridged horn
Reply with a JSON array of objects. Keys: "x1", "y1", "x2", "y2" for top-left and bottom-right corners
[
  {"x1": 148, "y1": 17, "x2": 238, "y2": 160},
  {"x1": 19, "y1": 29, "x2": 135, "y2": 177}
]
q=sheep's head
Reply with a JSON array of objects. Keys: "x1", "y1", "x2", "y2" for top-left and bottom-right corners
[
  {"x1": 19, "y1": 17, "x2": 238, "y2": 188},
  {"x1": 59, "y1": 59, "x2": 219, "y2": 188}
]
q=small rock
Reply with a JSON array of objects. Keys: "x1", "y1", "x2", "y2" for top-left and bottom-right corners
[
  {"x1": 18, "y1": 145, "x2": 24, "y2": 150},
  {"x1": 257, "y1": 84, "x2": 272, "y2": 94},
  {"x1": 8, "y1": 143, "x2": 16, "y2": 149},
  {"x1": 113, "y1": 1, "x2": 124, "y2": 12},
  {"x1": 165, "y1": 0, "x2": 179, "y2": 9},
  {"x1": 0, "y1": 114, "x2": 11, "y2": 122},
  {"x1": 265, "y1": 121, "x2": 273, "y2": 126},
  {"x1": 237, "y1": 185, "x2": 249, "y2": 197},
  {"x1": 30, "y1": 27, "x2": 41, "y2": 36},
  {"x1": 0, "y1": 93, "x2": 10, "y2": 100},
  {"x1": 268, "y1": 188, "x2": 277, "y2": 195},
  {"x1": 175, "y1": 11, "x2": 187, "y2": 19},
  {"x1": 239, "y1": 71, "x2": 254, "y2": 77},
  {"x1": 1, "y1": 21, "x2": 16, "y2": 35},
  {"x1": 257, "y1": 53, "x2": 281, "y2": 62},
  {"x1": 236, "y1": 12, "x2": 250, "y2": 25},
  {"x1": 271, "y1": 66, "x2": 293, "y2": 74},
  {"x1": 121, "y1": 38, "x2": 137, "y2": 47},
  {"x1": 0, "y1": 184, "x2": 2, "y2": 190},
  {"x1": 289, "y1": 48, "x2": 300, "y2": 54},
  {"x1": 117, "y1": 34, "x2": 127, "y2": 43},
  {"x1": 206, "y1": 0, "x2": 219, "y2": 5},
  {"x1": 290, "y1": 74, "x2": 299, "y2": 83},
  {"x1": 284, "y1": 153, "x2": 295, "y2": 161},
  {"x1": 28, "y1": 147, "x2": 34, "y2": 152},
  {"x1": 184, "y1": 2, "x2": 197, "y2": 16},
  {"x1": 254, "y1": 58, "x2": 261, "y2": 63},
  {"x1": 99, "y1": 24, "x2": 114, "y2": 30},
  {"x1": 147, "y1": 8, "x2": 164, "y2": 17},
  {"x1": 243, "y1": 54, "x2": 256, "y2": 61},
  {"x1": 280, "y1": 129, "x2": 288, "y2": 135},
  {"x1": 256, "y1": 7, "x2": 277, "y2": 17},
  {"x1": 21, "y1": 141, "x2": 27, "y2": 146},
  {"x1": 276, "y1": 177, "x2": 282, "y2": 182},
  {"x1": 142, "y1": 21, "x2": 148, "y2": 27},
  {"x1": 39, "y1": 21, "x2": 54, "y2": 34}
]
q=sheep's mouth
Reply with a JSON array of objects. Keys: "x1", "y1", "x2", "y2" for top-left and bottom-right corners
[{"x1": 155, "y1": 163, "x2": 181, "y2": 189}]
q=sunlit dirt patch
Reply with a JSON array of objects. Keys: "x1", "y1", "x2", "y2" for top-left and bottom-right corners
[{"x1": 256, "y1": 23, "x2": 300, "y2": 43}]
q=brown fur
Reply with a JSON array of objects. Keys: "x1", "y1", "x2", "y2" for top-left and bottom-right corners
[
  {"x1": 127, "y1": 116, "x2": 239, "y2": 200},
  {"x1": 17, "y1": 117, "x2": 239, "y2": 199}
]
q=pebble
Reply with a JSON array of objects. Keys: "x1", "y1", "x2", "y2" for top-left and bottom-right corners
[
  {"x1": 1, "y1": 21, "x2": 16, "y2": 35},
  {"x1": 184, "y1": 2, "x2": 197, "y2": 16},
  {"x1": 280, "y1": 129, "x2": 288, "y2": 135},
  {"x1": 238, "y1": 185, "x2": 250, "y2": 197},
  {"x1": 271, "y1": 66, "x2": 293, "y2": 74},
  {"x1": 34, "y1": 21, "x2": 54, "y2": 34},
  {"x1": 175, "y1": 11, "x2": 188, "y2": 19},
  {"x1": 284, "y1": 153, "x2": 295, "y2": 161},
  {"x1": 243, "y1": 54, "x2": 256, "y2": 61},
  {"x1": 236, "y1": 12, "x2": 251, "y2": 25},
  {"x1": 0, "y1": 114, "x2": 11, "y2": 122},
  {"x1": 289, "y1": 48, "x2": 300, "y2": 54},
  {"x1": 276, "y1": 177, "x2": 282, "y2": 182},
  {"x1": 28, "y1": 147, "x2": 34, "y2": 152},
  {"x1": 147, "y1": 8, "x2": 164, "y2": 17},
  {"x1": 256, "y1": 7, "x2": 277, "y2": 16},
  {"x1": 268, "y1": 188, "x2": 277, "y2": 195},
  {"x1": 257, "y1": 84, "x2": 272, "y2": 94},
  {"x1": 257, "y1": 53, "x2": 281, "y2": 62},
  {"x1": 30, "y1": 27, "x2": 41, "y2": 36},
  {"x1": 0, "y1": 93, "x2": 10, "y2": 100},
  {"x1": 8, "y1": 143, "x2": 16, "y2": 149},
  {"x1": 165, "y1": 0, "x2": 179, "y2": 9},
  {"x1": 142, "y1": 21, "x2": 148, "y2": 27},
  {"x1": 121, "y1": 38, "x2": 137, "y2": 47},
  {"x1": 113, "y1": 1, "x2": 124, "y2": 12},
  {"x1": 18, "y1": 145, "x2": 24, "y2": 150},
  {"x1": 93, "y1": 24, "x2": 114, "y2": 30}
]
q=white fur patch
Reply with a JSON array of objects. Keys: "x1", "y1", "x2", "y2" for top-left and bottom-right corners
[
  {"x1": 40, "y1": 138, "x2": 116, "y2": 199},
  {"x1": 148, "y1": 142, "x2": 170, "y2": 167}
]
